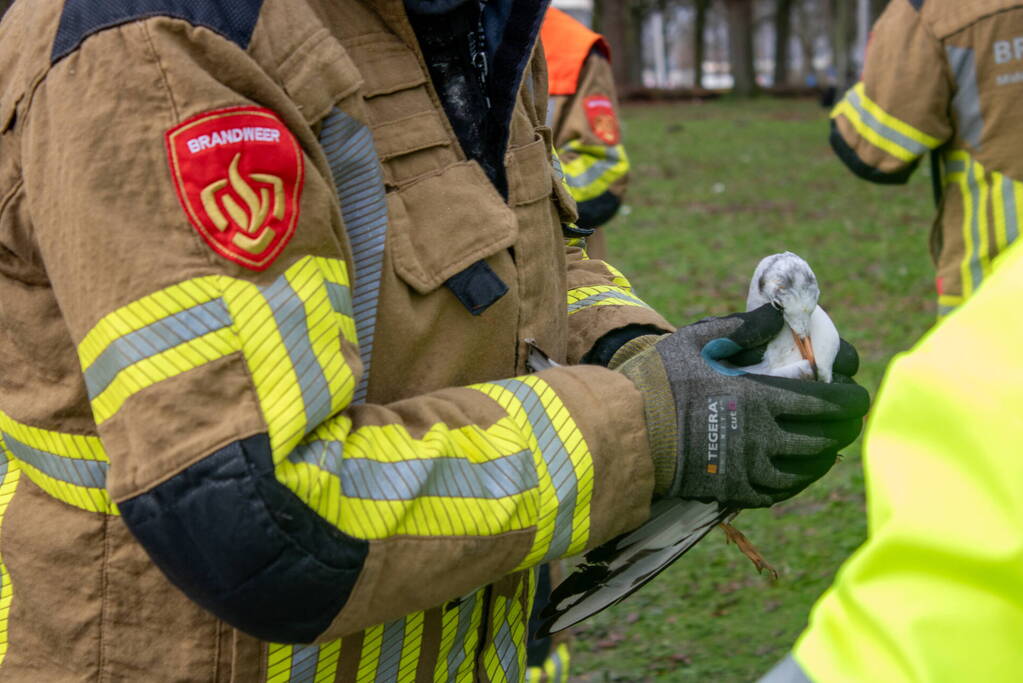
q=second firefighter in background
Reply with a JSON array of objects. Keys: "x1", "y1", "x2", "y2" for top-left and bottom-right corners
[{"x1": 542, "y1": 6, "x2": 629, "y2": 261}]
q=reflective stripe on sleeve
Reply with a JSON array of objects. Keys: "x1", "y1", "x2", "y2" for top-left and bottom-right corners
[
  {"x1": 560, "y1": 141, "x2": 629, "y2": 202},
  {"x1": 567, "y1": 285, "x2": 652, "y2": 316},
  {"x1": 0, "y1": 411, "x2": 115, "y2": 514},
  {"x1": 0, "y1": 456, "x2": 21, "y2": 668},
  {"x1": 831, "y1": 83, "x2": 941, "y2": 162}
]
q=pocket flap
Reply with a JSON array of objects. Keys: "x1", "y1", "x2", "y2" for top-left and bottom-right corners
[
  {"x1": 390, "y1": 162, "x2": 517, "y2": 294},
  {"x1": 278, "y1": 30, "x2": 364, "y2": 124},
  {"x1": 506, "y1": 133, "x2": 553, "y2": 207}
]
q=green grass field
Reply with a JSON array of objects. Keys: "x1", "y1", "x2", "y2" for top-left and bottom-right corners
[{"x1": 568, "y1": 98, "x2": 938, "y2": 682}]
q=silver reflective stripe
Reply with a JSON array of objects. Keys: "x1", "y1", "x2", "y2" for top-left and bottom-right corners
[
  {"x1": 550, "y1": 647, "x2": 565, "y2": 683},
  {"x1": 966, "y1": 159, "x2": 985, "y2": 290},
  {"x1": 546, "y1": 99, "x2": 556, "y2": 128},
  {"x1": 567, "y1": 289, "x2": 647, "y2": 314},
  {"x1": 289, "y1": 439, "x2": 536, "y2": 500},
  {"x1": 1003, "y1": 175, "x2": 1020, "y2": 245},
  {"x1": 319, "y1": 109, "x2": 388, "y2": 405},
  {"x1": 758, "y1": 654, "x2": 814, "y2": 683},
  {"x1": 260, "y1": 271, "x2": 332, "y2": 431},
  {"x1": 83, "y1": 299, "x2": 231, "y2": 399},
  {"x1": 947, "y1": 46, "x2": 984, "y2": 149},
  {"x1": 446, "y1": 593, "x2": 478, "y2": 680},
  {"x1": 3, "y1": 434, "x2": 107, "y2": 489},
  {"x1": 845, "y1": 87, "x2": 931, "y2": 157},
  {"x1": 288, "y1": 644, "x2": 319, "y2": 683},
  {"x1": 563, "y1": 146, "x2": 623, "y2": 189},
  {"x1": 494, "y1": 611, "x2": 520, "y2": 683},
  {"x1": 491, "y1": 379, "x2": 577, "y2": 561},
  {"x1": 326, "y1": 281, "x2": 354, "y2": 318},
  {"x1": 375, "y1": 617, "x2": 407, "y2": 683},
  {"x1": 938, "y1": 303, "x2": 958, "y2": 318}
]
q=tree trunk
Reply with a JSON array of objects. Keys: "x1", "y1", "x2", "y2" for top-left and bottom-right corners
[
  {"x1": 832, "y1": 0, "x2": 854, "y2": 91},
  {"x1": 772, "y1": 0, "x2": 793, "y2": 87},
  {"x1": 694, "y1": 0, "x2": 709, "y2": 88},
  {"x1": 628, "y1": 2, "x2": 646, "y2": 89},
  {"x1": 600, "y1": 0, "x2": 632, "y2": 90},
  {"x1": 724, "y1": 0, "x2": 757, "y2": 96}
]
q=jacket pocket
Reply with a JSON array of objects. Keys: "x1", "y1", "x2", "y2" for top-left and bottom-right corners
[{"x1": 389, "y1": 161, "x2": 517, "y2": 294}]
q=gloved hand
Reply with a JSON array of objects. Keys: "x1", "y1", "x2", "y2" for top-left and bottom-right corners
[{"x1": 611, "y1": 304, "x2": 869, "y2": 508}]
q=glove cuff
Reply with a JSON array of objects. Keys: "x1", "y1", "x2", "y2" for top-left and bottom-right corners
[
  {"x1": 608, "y1": 334, "x2": 666, "y2": 370},
  {"x1": 617, "y1": 348, "x2": 679, "y2": 497}
]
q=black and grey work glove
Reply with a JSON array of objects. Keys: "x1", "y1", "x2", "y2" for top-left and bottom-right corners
[{"x1": 612, "y1": 304, "x2": 869, "y2": 509}]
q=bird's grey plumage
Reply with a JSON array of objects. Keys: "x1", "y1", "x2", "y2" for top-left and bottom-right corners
[{"x1": 536, "y1": 252, "x2": 841, "y2": 637}]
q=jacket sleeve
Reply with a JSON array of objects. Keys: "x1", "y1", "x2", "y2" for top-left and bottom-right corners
[
  {"x1": 551, "y1": 50, "x2": 629, "y2": 229},
  {"x1": 23, "y1": 19, "x2": 655, "y2": 644},
  {"x1": 787, "y1": 243, "x2": 1023, "y2": 682},
  {"x1": 829, "y1": 0, "x2": 952, "y2": 184}
]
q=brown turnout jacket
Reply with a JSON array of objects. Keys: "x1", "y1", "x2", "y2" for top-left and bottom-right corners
[
  {"x1": 0, "y1": 0, "x2": 671, "y2": 680},
  {"x1": 831, "y1": 0, "x2": 1023, "y2": 316}
]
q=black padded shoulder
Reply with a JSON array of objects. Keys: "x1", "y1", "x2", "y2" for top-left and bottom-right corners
[{"x1": 52, "y1": 0, "x2": 265, "y2": 64}]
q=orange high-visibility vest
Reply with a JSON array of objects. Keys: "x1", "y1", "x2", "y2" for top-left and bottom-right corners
[{"x1": 540, "y1": 7, "x2": 610, "y2": 96}]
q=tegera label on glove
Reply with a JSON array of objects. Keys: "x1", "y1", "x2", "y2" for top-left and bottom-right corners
[{"x1": 706, "y1": 396, "x2": 740, "y2": 474}]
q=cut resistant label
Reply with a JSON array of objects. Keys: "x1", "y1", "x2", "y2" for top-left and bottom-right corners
[{"x1": 706, "y1": 395, "x2": 740, "y2": 474}]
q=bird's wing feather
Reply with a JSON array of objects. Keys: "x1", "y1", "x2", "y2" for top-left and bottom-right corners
[
  {"x1": 537, "y1": 500, "x2": 736, "y2": 636},
  {"x1": 810, "y1": 306, "x2": 840, "y2": 382}
]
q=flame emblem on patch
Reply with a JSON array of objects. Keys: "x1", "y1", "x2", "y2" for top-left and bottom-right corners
[
  {"x1": 201, "y1": 154, "x2": 285, "y2": 255},
  {"x1": 166, "y1": 107, "x2": 304, "y2": 271}
]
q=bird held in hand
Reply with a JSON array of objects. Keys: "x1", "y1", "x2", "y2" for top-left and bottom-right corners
[{"x1": 536, "y1": 251, "x2": 842, "y2": 637}]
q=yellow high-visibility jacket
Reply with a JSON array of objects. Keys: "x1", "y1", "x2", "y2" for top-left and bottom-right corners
[{"x1": 762, "y1": 240, "x2": 1023, "y2": 682}]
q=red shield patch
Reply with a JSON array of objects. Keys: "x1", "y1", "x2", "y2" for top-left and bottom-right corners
[
  {"x1": 583, "y1": 95, "x2": 620, "y2": 145},
  {"x1": 166, "y1": 106, "x2": 304, "y2": 271}
]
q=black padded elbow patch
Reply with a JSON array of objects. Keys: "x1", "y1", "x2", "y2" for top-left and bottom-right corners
[
  {"x1": 119, "y1": 434, "x2": 368, "y2": 643},
  {"x1": 829, "y1": 120, "x2": 918, "y2": 185}
]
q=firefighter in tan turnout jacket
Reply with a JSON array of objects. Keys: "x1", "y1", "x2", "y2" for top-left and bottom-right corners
[
  {"x1": 0, "y1": 0, "x2": 869, "y2": 680},
  {"x1": 830, "y1": 0, "x2": 1023, "y2": 317}
]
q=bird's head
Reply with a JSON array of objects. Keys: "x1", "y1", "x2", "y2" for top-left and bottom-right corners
[{"x1": 747, "y1": 251, "x2": 821, "y2": 374}]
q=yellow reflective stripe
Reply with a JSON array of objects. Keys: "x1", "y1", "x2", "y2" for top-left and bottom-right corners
[
  {"x1": 77, "y1": 277, "x2": 222, "y2": 369},
  {"x1": 341, "y1": 492, "x2": 535, "y2": 539},
  {"x1": 436, "y1": 590, "x2": 484, "y2": 682},
  {"x1": 315, "y1": 640, "x2": 342, "y2": 683},
  {"x1": 476, "y1": 377, "x2": 593, "y2": 568},
  {"x1": 356, "y1": 623, "x2": 384, "y2": 683},
  {"x1": 847, "y1": 83, "x2": 942, "y2": 149},
  {"x1": 397, "y1": 612, "x2": 425, "y2": 681},
  {"x1": 314, "y1": 256, "x2": 358, "y2": 345},
  {"x1": 602, "y1": 261, "x2": 634, "y2": 291},
  {"x1": 482, "y1": 595, "x2": 511, "y2": 683},
  {"x1": 0, "y1": 410, "x2": 116, "y2": 515},
  {"x1": 280, "y1": 413, "x2": 538, "y2": 539},
  {"x1": 89, "y1": 327, "x2": 237, "y2": 424},
  {"x1": 992, "y1": 171, "x2": 1009, "y2": 253},
  {"x1": 525, "y1": 666, "x2": 544, "y2": 682},
  {"x1": 543, "y1": 643, "x2": 570, "y2": 683},
  {"x1": 832, "y1": 100, "x2": 918, "y2": 163},
  {"x1": 266, "y1": 643, "x2": 294, "y2": 683},
  {"x1": 223, "y1": 277, "x2": 304, "y2": 459},
  {"x1": 560, "y1": 142, "x2": 629, "y2": 202},
  {"x1": 0, "y1": 457, "x2": 20, "y2": 669},
  {"x1": 567, "y1": 285, "x2": 651, "y2": 316}
]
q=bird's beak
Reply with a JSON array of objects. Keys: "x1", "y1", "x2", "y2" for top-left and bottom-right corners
[{"x1": 791, "y1": 329, "x2": 818, "y2": 380}]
